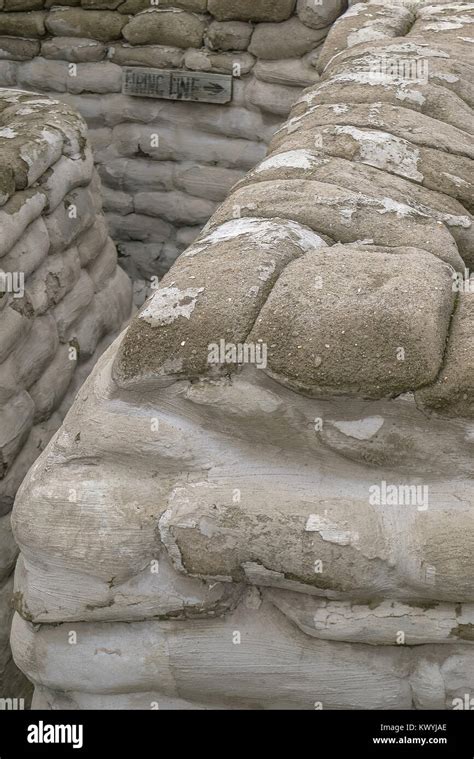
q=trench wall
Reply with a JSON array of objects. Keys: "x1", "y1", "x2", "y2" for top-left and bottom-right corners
[
  {"x1": 7, "y1": 0, "x2": 474, "y2": 709},
  {"x1": 0, "y1": 0, "x2": 346, "y2": 302},
  {"x1": 0, "y1": 88, "x2": 133, "y2": 699}
]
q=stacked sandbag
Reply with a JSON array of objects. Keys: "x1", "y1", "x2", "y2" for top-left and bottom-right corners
[
  {"x1": 10, "y1": 1, "x2": 474, "y2": 709},
  {"x1": 0, "y1": 1, "x2": 348, "y2": 300},
  {"x1": 0, "y1": 88, "x2": 133, "y2": 703}
]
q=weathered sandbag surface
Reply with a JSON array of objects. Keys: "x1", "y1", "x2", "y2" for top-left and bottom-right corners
[
  {"x1": 10, "y1": 0, "x2": 474, "y2": 709},
  {"x1": 0, "y1": 0, "x2": 348, "y2": 303},
  {"x1": 0, "y1": 89, "x2": 133, "y2": 703}
]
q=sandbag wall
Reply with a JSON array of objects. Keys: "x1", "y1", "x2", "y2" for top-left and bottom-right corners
[
  {"x1": 0, "y1": 89, "x2": 133, "y2": 701},
  {"x1": 0, "y1": 0, "x2": 346, "y2": 303},
  {"x1": 8, "y1": 1, "x2": 474, "y2": 709}
]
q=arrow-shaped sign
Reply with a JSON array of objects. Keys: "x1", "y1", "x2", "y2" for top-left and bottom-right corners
[
  {"x1": 123, "y1": 67, "x2": 232, "y2": 104},
  {"x1": 203, "y1": 82, "x2": 224, "y2": 95}
]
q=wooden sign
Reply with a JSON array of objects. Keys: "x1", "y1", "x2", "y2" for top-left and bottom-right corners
[{"x1": 122, "y1": 67, "x2": 233, "y2": 104}]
